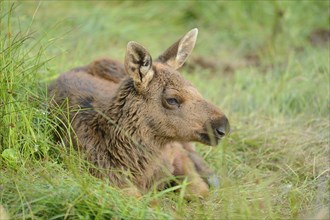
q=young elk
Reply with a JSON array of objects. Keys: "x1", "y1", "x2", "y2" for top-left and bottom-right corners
[{"x1": 49, "y1": 28, "x2": 229, "y2": 198}]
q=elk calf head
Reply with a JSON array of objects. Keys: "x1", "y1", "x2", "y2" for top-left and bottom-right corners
[{"x1": 124, "y1": 28, "x2": 229, "y2": 146}]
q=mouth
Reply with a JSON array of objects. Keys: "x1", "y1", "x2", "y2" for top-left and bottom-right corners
[{"x1": 198, "y1": 133, "x2": 221, "y2": 146}]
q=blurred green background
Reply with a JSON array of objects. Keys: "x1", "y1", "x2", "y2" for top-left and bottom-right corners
[{"x1": 0, "y1": 1, "x2": 329, "y2": 219}]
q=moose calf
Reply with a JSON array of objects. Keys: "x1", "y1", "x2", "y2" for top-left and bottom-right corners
[{"x1": 49, "y1": 28, "x2": 229, "y2": 198}]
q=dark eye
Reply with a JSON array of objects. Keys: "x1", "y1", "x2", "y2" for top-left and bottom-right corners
[
  {"x1": 166, "y1": 98, "x2": 179, "y2": 106},
  {"x1": 142, "y1": 60, "x2": 149, "y2": 67}
]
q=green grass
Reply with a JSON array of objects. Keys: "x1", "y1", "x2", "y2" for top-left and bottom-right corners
[{"x1": 1, "y1": 1, "x2": 329, "y2": 219}]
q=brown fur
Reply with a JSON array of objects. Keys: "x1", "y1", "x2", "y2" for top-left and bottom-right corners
[{"x1": 49, "y1": 29, "x2": 229, "y2": 197}]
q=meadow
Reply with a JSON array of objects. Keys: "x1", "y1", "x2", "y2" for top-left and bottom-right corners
[{"x1": 0, "y1": 1, "x2": 329, "y2": 219}]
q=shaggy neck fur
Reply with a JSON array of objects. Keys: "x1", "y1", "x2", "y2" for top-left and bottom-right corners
[{"x1": 89, "y1": 78, "x2": 169, "y2": 189}]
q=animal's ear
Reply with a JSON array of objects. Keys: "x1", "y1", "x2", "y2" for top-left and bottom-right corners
[
  {"x1": 157, "y1": 28, "x2": 198, "y2": 70},
  {"x1": 125, "y1": 41, "x2": 154, "y2": 92}
]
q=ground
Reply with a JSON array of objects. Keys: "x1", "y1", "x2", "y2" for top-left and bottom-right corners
[{"x1": 0, "y1": 1, "x2": 329, "y2": 219}]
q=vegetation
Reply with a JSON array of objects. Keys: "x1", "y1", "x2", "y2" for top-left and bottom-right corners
[{"x1": 1, "y1": 1, "x2": 329, "y2": 219}]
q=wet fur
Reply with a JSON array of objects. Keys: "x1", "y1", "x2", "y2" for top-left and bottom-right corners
[{"x1": 49, "y1": 29, "x2": 229, "y2": 197}]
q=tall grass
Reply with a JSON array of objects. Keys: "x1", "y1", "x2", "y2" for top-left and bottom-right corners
[
  {"x1": 1, "y1": 1, "x2": 329, "y2": 219},
  {"x1": 0, "y1": 3, "x2": 48, "y2": 164}
]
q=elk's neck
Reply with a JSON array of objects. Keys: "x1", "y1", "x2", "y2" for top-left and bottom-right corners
[{"x1": 95, "y1": 79, "x2": 165, "y2": 172}]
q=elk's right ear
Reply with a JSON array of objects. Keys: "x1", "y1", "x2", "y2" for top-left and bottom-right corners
[
  {"x1": 125, "y1": 41, "x2": 154, "y2": 92},
  {"x1": 157, "y1": 28, "x2": 198, "y2": 70}
]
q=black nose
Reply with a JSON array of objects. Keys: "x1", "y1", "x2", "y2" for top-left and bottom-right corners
[
  {"x1": 214, "y1": 117, "x2": 230, "y2": 138},
  {"x1": 215, "y1": 126, "x2": 226, "y2": 137}
]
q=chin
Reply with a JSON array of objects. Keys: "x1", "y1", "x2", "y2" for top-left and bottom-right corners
[{"x1": 198, "y1": 133, "x2": 220, "y2": 146}]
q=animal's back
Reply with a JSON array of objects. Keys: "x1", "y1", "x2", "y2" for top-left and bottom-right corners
[{"x1": 50, "y1": 58, "x2": 126, "y2": 108}]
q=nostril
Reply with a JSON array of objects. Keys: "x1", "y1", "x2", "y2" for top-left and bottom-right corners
[
  {"x1": 210, "y1": 116, "x2": 230, "y2": 139},
  {"x1": 215, "y1": 127, "x2": 226, "y2": 137}
]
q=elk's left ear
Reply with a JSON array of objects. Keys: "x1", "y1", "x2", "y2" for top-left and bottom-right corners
[
  {"x1": 157, "y1": 28, "x2": 198, "y2": 70},
  {"x1": 125, "y1": 41, "x2": 154, "y2": 93}
]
